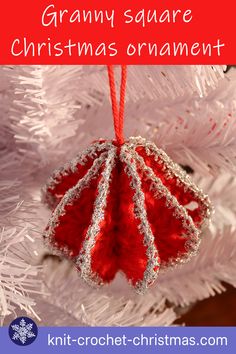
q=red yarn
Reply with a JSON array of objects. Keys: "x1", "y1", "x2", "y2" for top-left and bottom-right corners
[{"x1": 107, "y1": 65, "x2": 127, "y2": 145}]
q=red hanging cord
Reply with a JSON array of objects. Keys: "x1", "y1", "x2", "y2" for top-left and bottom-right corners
[{"x1": 107, "y1": 65, "x2": 127, "y2": 145}]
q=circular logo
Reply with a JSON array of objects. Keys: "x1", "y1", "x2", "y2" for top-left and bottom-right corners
[{"x1": 8, "y1": 317, "x2": 38, "y2": 346}]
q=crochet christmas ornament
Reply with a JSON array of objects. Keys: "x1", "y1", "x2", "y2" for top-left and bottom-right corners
[{"x1": 43, "y1": 66, "x2": 212, "y2": 294}]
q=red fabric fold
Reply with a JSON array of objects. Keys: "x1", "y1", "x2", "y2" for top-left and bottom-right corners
[
  {"x1": 90, "y1": 161, "x2": 149, "y2": 286},
  {"x1": 139, "y1": 170, "x2": 191, "y2": 264},
  {"x1": 47, "y1": 172, "x2": 102, "y2": 259},
  {"x1": 46, "y1": 145, "x2": 106, "y2": 209},
  {"x1": 137, "y1": 146, "x2": 206, "y2": 227}
]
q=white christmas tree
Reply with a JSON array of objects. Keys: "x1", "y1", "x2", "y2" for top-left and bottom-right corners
[{"x1": 0, "y1": 65, "x2": 235, "y2": 325}]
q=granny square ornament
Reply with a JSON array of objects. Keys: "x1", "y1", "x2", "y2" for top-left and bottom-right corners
[{"x1": 43, "y1": 66, "x2": 212, "y2": 294}]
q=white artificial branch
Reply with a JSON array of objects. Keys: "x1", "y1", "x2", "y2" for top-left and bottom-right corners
[
  {"x1": 154, "y1": 226, "x2": 236, "y2": 306},
  {"x1": 0, "y1": 65, "x2": 235, "y2": 326},
  {"x1": 39, "y1": 257, "x2": 176, "y2": 326},
  {"x1": 0, "y1": 216, "x2": 42, "y2": 324}
]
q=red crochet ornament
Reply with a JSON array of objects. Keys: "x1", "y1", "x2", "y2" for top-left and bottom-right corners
[{"x1": 43, "y1": 66, "x2": 212, "y2": 294}]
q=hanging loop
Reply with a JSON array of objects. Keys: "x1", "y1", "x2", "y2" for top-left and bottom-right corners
[{"x1": 107, "y1": 65, "x2": 127, "y2": 145}]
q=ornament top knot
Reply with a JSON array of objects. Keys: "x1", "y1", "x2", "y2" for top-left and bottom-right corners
[{"x1": 43, "y1": 136, "x2": 212, "y2": 294}]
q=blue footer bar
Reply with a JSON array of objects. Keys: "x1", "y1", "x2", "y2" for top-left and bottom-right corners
[{"x1": 1, "y1": 326, "x2": 235, "y2": 353}]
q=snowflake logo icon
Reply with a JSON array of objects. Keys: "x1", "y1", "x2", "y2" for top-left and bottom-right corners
[{"x1": 8, "y1": 317, "x2": 38, "y2": 346}]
